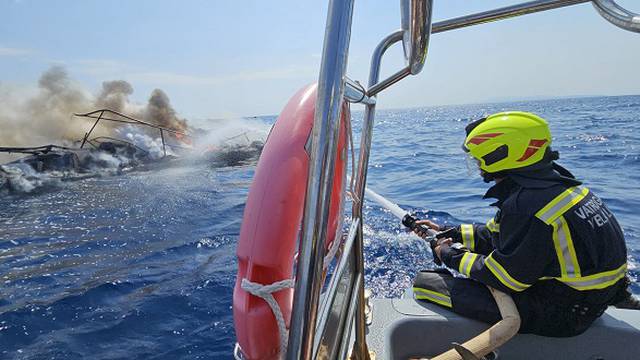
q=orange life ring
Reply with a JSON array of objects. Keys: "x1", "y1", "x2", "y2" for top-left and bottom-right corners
[{"x1": 233, "y1": 83, "x2": 349, "y2": 359}]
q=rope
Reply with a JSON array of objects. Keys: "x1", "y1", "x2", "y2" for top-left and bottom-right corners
[
  {"x1": 323, "y1": 234, "x2": 343, "y2": 270},
  {"x1": 241, "y1": 278, "x2": 294, "y2": 358}
]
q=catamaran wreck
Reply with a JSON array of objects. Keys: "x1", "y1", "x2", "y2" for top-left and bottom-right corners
[{"x1": 0, "y1": 108, "x2": 264, "y2": 193}]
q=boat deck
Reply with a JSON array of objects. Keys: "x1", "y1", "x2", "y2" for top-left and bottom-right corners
[{"x1": 367, "y1": 297, "x2": 640, "y2": 359}]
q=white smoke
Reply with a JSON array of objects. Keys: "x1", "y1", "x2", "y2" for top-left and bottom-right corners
[
  {"x1": 0, "y1": 150, "x2": 135, "y2": 195},
  {"x1": 192, "y1": 117, "x2": 270, "y2": 152},
  {"x1": 0, "y1": 66, "x2": 192, "y2": 163},
  {"x1": 0, "y1": 67, "x2": 272, "y2": 194},
  {"x1": 0, "y1": 164, "x2": 62, "y2": 194},
  {"x1": 89, "y1": 151, "x2": 128, "y2": 169},
  {"x1": 117, "y1": 126, "x2": 173, "y2": 159}
]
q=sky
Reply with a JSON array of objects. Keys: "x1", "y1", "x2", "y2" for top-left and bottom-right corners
[{"x1": 0, "y1": 0, "x2": 639, "y2": 120}]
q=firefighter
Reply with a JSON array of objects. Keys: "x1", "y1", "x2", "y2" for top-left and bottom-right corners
[{"x1": 412, "y1": 111, "x2": 638, "y2": 337}]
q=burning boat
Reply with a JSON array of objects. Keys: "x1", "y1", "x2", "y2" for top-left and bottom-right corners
[{"x1": 0, "y1": 108, "x2": 264, "y2": 194}]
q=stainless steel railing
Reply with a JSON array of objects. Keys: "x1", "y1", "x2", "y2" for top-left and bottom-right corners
[
  {"x1": 593, "y1": 0, "x2": 640, "y2": 33},
  {"x1": 284, "y1": 0, "x2": 640, "y2": 359},
  {"x1": 401, "y1": 0, "x2": 434, "y2": 75},
  {"x1": 285, "y1": 1, "x2": 356, "y2": 359}
]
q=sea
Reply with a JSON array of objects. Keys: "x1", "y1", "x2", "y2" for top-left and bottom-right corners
[{"x1": 1, "y1": 95, "x2": 638, "y2": 359}]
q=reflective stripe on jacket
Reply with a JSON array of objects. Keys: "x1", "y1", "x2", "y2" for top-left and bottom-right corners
[{"x1": 441, "y1": 180, "x2": 628, "y2": 295}]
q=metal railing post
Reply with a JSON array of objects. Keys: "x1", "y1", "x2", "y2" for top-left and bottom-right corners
[
  {"x1": 367, "y1": 0, "x2": 597, "y2": 98},
  {"x1": 350, "y1": 30, "x2": 405, "y2": 360},
  {"x1": 160, "y1": 129, "x2": 167, "y2": 157},
  {"x1": 431, "y1": 0, "x2": 590, "y2": 34},
  {"x1": 592, "y1": 0, "x2": 640, "y2": 33},
  {"x1": 286, "y1": 0, "x2": 356, "y2": 359},
  {"x1": 80, "y1": 110, "x2": 104, "y2": 149}
]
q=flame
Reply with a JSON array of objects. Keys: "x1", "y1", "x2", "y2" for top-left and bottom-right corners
[{"x1": 174, "y1": 132, "x2": 193, "y2": 146}]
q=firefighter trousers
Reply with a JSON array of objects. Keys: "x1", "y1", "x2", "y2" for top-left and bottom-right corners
[{"x1": 412, "y1": 269, "x2": 620, "y2": 337}]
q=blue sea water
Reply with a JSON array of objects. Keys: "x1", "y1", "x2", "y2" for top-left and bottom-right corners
[{"x1": 1, "y1": 95, "x2": 638, "y2": 359}]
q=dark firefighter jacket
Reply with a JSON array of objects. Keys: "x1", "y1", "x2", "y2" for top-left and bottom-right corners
[{"x1": 439, "y1": 174, "x2": 628, "y2": 301}]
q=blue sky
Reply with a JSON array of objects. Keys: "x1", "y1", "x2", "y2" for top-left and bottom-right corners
[{"x1": 1, "y1": 0, "x2": 638, "y2": 119}]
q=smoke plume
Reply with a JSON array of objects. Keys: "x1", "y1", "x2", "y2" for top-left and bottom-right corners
[
  {"x1": 0, "y1": 66, "x2": 192, "y2": 158},
  {"x1": 96, "y1": 80, "x2": 134, "y2": 112},
  {"x1": 143, "y1": 89, "x2": 189, "y2": 133}
]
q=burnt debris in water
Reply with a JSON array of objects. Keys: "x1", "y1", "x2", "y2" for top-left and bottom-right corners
[
  {"x1": 0, "y1": 109, "x2": 265, "y2": 195},
  {"x1": 0, "y1": 67, "x2": 268, "y2": 195},
  {"x1": 204, "y1": 140, "x2": 265, "y2": 168}
]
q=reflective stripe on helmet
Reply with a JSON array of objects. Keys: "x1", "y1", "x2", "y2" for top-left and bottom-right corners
[
  {"x1": 535, "y1": 186, "x2": 589, "y2": 224},
  {"x1": 460, "y1": 224, "x2": 475, "y2": 251},
  {"x1": 484, "y1": 254, "x2": 531, "y2": 292},
  {"x1": 517, "y1": 139, "x2": 549, "y2": 162},
  {"x1": 458, "y1": 252, "x2": 479, "y2": 277},
  {"x1": 466, "y1": 132, "x2": 503, "y2": 145},
  {"x1": 413, "y1": 287, "x2": 452, "y2": 308}
]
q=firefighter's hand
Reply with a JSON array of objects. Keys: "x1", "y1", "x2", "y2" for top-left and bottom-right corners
[
  {"x1": 412, "y1": 219, "x2": 442, "y2": 238},
  {"x1": 434, "y1": 238, "x2": 453, "y2": 261}
]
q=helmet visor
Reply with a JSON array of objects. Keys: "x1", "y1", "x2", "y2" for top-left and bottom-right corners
[{"x1": 465, "y1": 153, "x2": 482, "y2": 176}]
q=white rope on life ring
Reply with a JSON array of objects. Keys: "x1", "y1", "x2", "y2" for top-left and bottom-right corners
[{"x1": 240, "y1": 278, "x2": 295, "y2": 358}]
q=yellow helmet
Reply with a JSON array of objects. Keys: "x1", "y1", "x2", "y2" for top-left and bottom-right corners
[{"x1": 463, "y1": 111, "x2": 552, "y2": 173}]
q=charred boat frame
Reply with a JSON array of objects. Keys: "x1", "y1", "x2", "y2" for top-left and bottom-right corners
[{"x1": 74, "y1": 109, "x2": 192, "y2": 158}]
